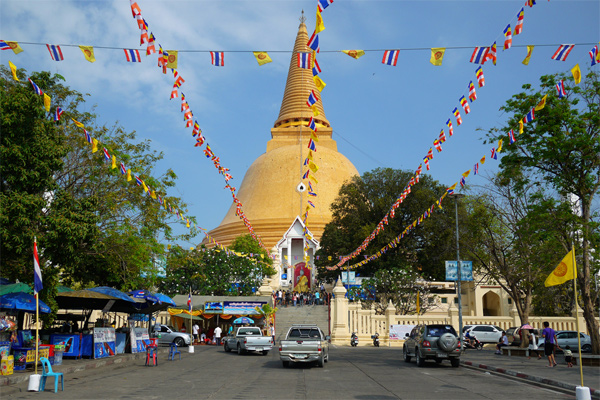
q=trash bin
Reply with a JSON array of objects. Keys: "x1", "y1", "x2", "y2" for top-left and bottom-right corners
[{"x1": 53, "y1": 350, "x2": 64, "y2": 366}]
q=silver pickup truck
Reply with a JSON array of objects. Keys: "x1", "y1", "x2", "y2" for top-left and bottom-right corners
[
  {"x1": 223, "y1": 327, "x2": 273, "y2": 355},
  {"x1": 279, "y1": 324, "x2": 330, "y2": 368}
]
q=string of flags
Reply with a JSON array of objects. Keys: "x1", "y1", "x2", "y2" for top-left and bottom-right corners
[
  {"x1": 122, "y1": 0, "x2": 270, "y2": 253},
  {"x1": 326, "y1": 0, "x2": 598, "y2": 271}
]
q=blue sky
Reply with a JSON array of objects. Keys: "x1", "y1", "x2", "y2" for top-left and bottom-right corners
[{"x1": 1, "y1": 0, "x2": 598, "y2": 248}]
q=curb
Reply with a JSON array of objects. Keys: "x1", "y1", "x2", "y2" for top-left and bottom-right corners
[
  {"x1": 0, "y1": 348, "x2": 169, "y2": 387},
  {"x1": 462, "y1": 360, "x2": 599, "y2": 399}
]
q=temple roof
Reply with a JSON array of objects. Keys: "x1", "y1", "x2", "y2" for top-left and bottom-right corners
[{"x1": 272, "y1": 21, "x2": 331, "y2": 129}]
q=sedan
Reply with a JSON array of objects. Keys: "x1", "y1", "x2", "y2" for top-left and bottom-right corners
[
  {"x1": 538, "y1": 331, "x2": 592, "y2": 352},
  {"x1": 466, "y1": 325, "x2": 505, "y2": 343}
]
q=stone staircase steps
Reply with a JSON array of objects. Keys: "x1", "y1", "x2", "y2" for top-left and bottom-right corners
[{"x1": 274, "y1": 304, "x2": 329, "y2": 341}]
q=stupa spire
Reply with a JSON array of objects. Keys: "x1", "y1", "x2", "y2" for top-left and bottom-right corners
[{"x1": 273, "y1": 16, "x2": 330, "y2": 129}]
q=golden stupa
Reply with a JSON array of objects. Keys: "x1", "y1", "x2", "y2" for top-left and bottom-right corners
[{"x1": 206, "y1": 18, "x2": 359, "y2": 250}]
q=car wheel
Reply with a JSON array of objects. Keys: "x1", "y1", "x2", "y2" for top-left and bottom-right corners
[
  {"x1": 282, "y1": 361, "x2": 289, "y2": 368},
  {"x1": 224, "y1": 342, "x2": 230, "y2": 352},
  {"x1": 174, "y1": 337, "x2": 184, "y2": 347},
  {"x1": 324, "y1": 354, "x2": 328, "y2": 363},
  {"x1": 237, "y1": 344, "x2": 243, "y2": 355},
  {"x1": 317, "y1": 356, "x2": 324, "y2": 368},
  {"x1": 582, "y1": 344, "x2": 592, "y2": 353},
  {"x1": 416, "y1": 350, "x2": 425, "y2": 367},
  {"x1": 262, "y1": 350, "x2": 269, "y2": 356},
  {"x1": 451, "y1": 358, "x2": 460, "y2": 368},
  {"x1": 403, "y1": 346, "x2": 412, "y2": 363}
]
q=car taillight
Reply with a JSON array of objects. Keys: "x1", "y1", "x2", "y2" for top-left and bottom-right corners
[
  {"x1": 244, "y1": 339, "x2": 247, "y2": 344},
  {"x1": 279, "y1": 347, "x2": 282, "y2": 352},
  {"x1": 457, "y1": 341, "x2": 461, "y2": 348},
  {"x1": 317, "y1": 347, "x2": 322, "y2": 352},
  {"x1": 422, "y1": 340, "x2": 431, "y2": 348}
]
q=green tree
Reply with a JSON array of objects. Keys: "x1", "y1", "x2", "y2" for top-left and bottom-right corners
[
  {"x1": 1, "y1": 67, "x2": 195, "y2": 322},
  {"x1": 485, "y1": 70, "x2": 600, "y2": 353},
  {"x1": 315, "y1": 168, "x2": 458, "y2": 283}
]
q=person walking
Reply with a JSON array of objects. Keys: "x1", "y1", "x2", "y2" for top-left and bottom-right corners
[
  {"x1": 541, "y1": 321, "x2": 558, "y2": 367},
  {"x1": 214, "y1": 325, "x2": 222, "y2": 346},
  {"x1": 192, "y1": 323, "x2": 199, "y2": 344},
  {"x1": 528, "y1": 330, "x2": 542, "y2": 359},
  {"x1": 269, "y1": 323, "x2": 275, "y2": 343}
]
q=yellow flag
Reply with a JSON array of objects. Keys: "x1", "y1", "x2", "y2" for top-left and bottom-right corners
[
  {"x1": 78, "y1": 46, "x2": 95, "y2": 63},
  {"x1": 309, "y1": 174, "x2": 319, "y2": 184},
  {"x1": 5, "y1": 41, "x2": 23, "y2": 54},
  {"x1": 544, "y1": 249, "x2": 576, "y2": 287},
  {"x1": 150, "y1": 190, "x2": 157, "y2": 200},
  {"x1": 142, "y1": 180, "x2": 148, "y2": 193},
  {"x1": 571, "y1": 64, "x2": 581, "y2": 85},
  {"x1": 497, "y1": 139, "x2": 503, "y2": 153},
  {"x1": 315, "y1": 9, "x2": 325, "y2": 33},
  {"x1": 43, "y1": 93, "x2": 51, "y2": 112},
  {"x1": 307, "y1": 150, "x2": 314, "y2": 161},
  {"x1": 311, "y1": 105, "x2": 319, "y2": 117},
  {"x1": 534, "y1": 95, "x2": 547, "y2": 111},
  {"x1": 480, "y1": 156, "x2": 486, "y2": 164},
  {"x1": 284, "y1": 255, "x2": 288, "y2": 260},
  {"x1": 462, "y1": 170, "x2": 471, "y2": 178},
  {"x1": 111, "y1": 155, "x2": 117, "y2": 169},
  {"x1": 313, "y1": 75, "x2": 326, "y2": 92},
  {"x1": 252, "y1": 51, "x2": 272, "y2": 66},
  {"x1": 8, "y1": 61, "x2": 19, "y2": 81},
  {"x1": 519, "y1": 120, "x2": 524, "y2": 134},
  {"x1": 328, "y1": 256, "x2": 332, "y2": 261},
  {"x1": 127, "y1": 169, "x2": 132, "y2": 182},
  {"x1": 309, "y1": 161, "x2": 319, "y2": 173},
  {"x1": 522, "y1": 45, "x2": 534, "y2": 65},
  {"x1": 71, "y1": 118, "x2": 85, "y2": 128},
  {"x1": 430, "y1": 48, "x2": 445, "y2": 66},
  {"x1": 166, "y1": 50, "x2": 178, "y2": 69},
  {"x1": 92, "y1": 138, "x2": 99, "y2": 153},
  {"x1": 342, "y1": 50, "x2": 365, "y2": 59},
  {"x1": 310, "y1": 131, "x2": 319, "y2": 142}
]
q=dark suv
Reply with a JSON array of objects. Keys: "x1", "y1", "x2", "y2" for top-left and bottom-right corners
[{"x1": 403, "y1": 324, "x2": 461, "y2": 367}]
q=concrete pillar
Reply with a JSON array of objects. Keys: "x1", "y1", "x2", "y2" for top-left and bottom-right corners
[
  {"x1": 257, "y1": 278, "x2": 273, "y2": 297},
  {"x1": 509, "y1": 306, "x2": 520, "y2": 327},
  {"x1": 385, "y1": 300, "x2": 396, "y2": 345},
  {"x1": 331, "y1": 279, "x2": 349, "y2": 343},
  {"x1": 572, "y1": 306, "x2": 585, "y2": 333},
  {"x1": 448, "y1": 303, "x2": 459, "y2": 330}
]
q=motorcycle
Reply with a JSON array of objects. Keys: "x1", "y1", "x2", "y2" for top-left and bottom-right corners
[
  {"x1": 464, "y1": 335, "x2": 483, "y2": 350},
  {"x1": 351, "y1": 332, "x2": 359, "y2": 347},
  {"x1": 371, "y1": 333, "x2": 380, "y2": 347}
]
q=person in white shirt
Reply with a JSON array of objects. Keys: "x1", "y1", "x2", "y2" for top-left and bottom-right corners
[
  {"x1": 192, "y1": 323, "x2": 199, "y2": 344},
  {"x1": 214, "y1": 326, "x2": 222, "y2": 345}
]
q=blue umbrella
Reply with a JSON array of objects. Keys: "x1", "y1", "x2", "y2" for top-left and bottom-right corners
[
  {"x1": 0, "y1": 292, "x2": 51, "y2": 313},
  {"x1": 154, "y1": 293, "x2": 176, "y2": 306},
  {"x1": 88, "y1": 286, "x2": 136, "y2": 303},
  {"x1": 233, "y1": 317, "x2": 254, "y2": 325}
]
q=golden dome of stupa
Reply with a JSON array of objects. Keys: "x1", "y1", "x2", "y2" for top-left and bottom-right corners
[{"x1": 206, "y1": 19, "x2": 359, "y2": 250}]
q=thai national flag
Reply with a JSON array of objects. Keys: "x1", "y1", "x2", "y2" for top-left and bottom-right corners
[
  {"x1": 491, "y1": 147, "x2": 498, "y2": 160},
  {"x1": 306, "y1": 90, "x2": 319, "y2": 107},
  {"x1": 33, "y1": 240, "x2": 43, "y2": 294},
  {"x1": 124, "y1": 49, "x2": 142, "y2": 62},
  {"x1": 317, "y1": 0, "x2": 333, "y2": 12},
  {"x1": 210, "y1": 51, "x2": 224, "y2": 66},
  {"x1": 135, "y1": 176, "x2": 142, "y2": 186},
  {"x1": 84, "y1": 130, "x2": 92, "y2": 144},
  {"x1": 556, "y1": 80, "x2": 566, "y2": 98},
  {"x1": 308, "y1": 138, "x2": 317, "y2": 151},
  {"x1": 312, "y1": 58, "x2": 321, "y2": 76},
  {"x1": 470, "y1": 47, "x2": 489, "y2": 64},
  {"x1": 120, "y1": 162, "x2": 127, "y2": 175},
  {"x1": 302, "y1": 170, "x2": 309, "y2": 179},
  {"x1": 551, "y1": 44, "x2": 574, "y2": 61},
  {"x1": 589, "y1": 45, "x2": 599, "y2": 66},
  {"x1": 382, "y1": 50, "x2": 399, "y2": 66},
  {"x1": 524, "y1": 109, "x2": 535, "y2": 123},
  {"x1": 28, "y1": 78, "x2": 44, "y2": 96},
  {"x1": 308, "y1": 117, "x2": 316, "y2": 131},
  {"x1": 307, "y1": 32, "x2": 320, "y2": 53},
  {"x1": 187, "y1": 292, "x2": 192, "y2": 312},
  {"x1": 0, "y1": 40, "x2": 11, "y2": 51},
  {"x1": 103, "y1": 148, "x2": 111, "y2": 161},
  {"x1": 46, "y1": 44, "x2": 64, "y2": 61},
  {"x1": 474, "y1": 163, "x2": 479, "y2": 175},
  {"x1": 509, "y1": 129, "x2": 516, "y2": 144},
  {"x1": 54, "y1": 107, "x2": 64, "y2": 122},
  {"x1": 297, "y1": 52, "x2": 312, "y2": 69}
]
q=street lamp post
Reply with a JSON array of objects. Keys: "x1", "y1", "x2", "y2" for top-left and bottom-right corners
[{"x1": 449, "y1": 193, "x2": 465, "y2": 346}]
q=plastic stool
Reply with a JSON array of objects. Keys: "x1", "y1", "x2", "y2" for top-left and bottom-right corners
[
  {"x1": 168, "y1": 343, "x2": 181, "y2": 361},
  {"x1": 145, "y1": 346, "x2": 158, "y2": 366}
]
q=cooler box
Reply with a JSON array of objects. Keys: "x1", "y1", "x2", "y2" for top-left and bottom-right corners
[{"x1": 1, "y1": 355, "x2": 14, "y2": 375}]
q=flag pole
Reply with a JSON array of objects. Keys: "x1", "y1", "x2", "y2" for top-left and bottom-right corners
[
  {"x1": 34, "y1": 237, "x2": 39, "y2": 375},
  {"x1": 571, "y1": 245, "x2": 584, "y2": 388}
]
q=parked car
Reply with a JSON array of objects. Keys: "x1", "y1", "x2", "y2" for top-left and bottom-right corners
[
  {"x1": 403, "y1": 324, "x2": 461, "y2": 367},
  {"x1": 506, "y1": 326, "x2": 540, "y2": 346},
  {"x1": 538, "y1": 331, "x2": 592, "y2": 353},
  {"x1": 279, "y1": 324, "x2": 330, "y2": 368},
  {"x1": 223, "y1": 326, "x2": 273, "y2": 355},
  {"x1": 152, "y1": 324, "x2": 191, "y2": 347},
  {"x1": 465, "y1": 325, "x2": 505, "y2": 343}
]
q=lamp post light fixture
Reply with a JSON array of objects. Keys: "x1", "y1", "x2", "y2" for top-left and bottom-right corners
[{"x1": 448, "y1": 193, "x2": 465, "y2": 347}]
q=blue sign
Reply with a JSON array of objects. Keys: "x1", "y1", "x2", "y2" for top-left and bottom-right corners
[
  {"x1": 281, "y1": 273, "x2": 287, "y2": 280},
  {"x1": 445, "y1": 261, "x2": 473, "y2": 281}
]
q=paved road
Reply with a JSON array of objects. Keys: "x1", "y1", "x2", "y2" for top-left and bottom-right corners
[{"x1": 3, "y1": 345, "x2": 574, "y2": 399}]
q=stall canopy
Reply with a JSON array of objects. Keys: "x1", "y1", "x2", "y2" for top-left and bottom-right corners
[
  {"x1": 0, "y1": 292, "x2": 51, "y2": 314},
  {"x1": 128, "y1": 290, "x2": 175, "y2": 315},
  {"x1": 0, "y1": 282, "x2": 32, "y2": 296},
  {"x1": 56, "y1": 289, "x2": 139, "y2": 313}
]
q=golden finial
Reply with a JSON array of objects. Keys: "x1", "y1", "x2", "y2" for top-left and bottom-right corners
[{"x1": 300, "y1": 10, "x2": 306, "y2": 23}]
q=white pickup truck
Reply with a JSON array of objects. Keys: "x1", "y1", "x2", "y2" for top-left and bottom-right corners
[
  {"x1": 223, "y1": 326, "x2": 273, "y2": 355},
  {"x1": 279, "y1": 324, "x2": 330, "y2": 368}
]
